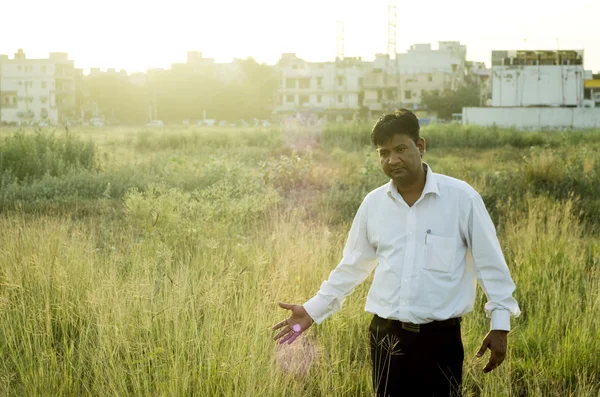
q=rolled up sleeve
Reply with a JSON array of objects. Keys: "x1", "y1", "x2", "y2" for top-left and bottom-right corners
[
  {"x1": 467, "y1": 193, "x2": 521, "y2": 331},
  {"x1": 303, "y1": 199, "x2": 378, "y2": 325}
]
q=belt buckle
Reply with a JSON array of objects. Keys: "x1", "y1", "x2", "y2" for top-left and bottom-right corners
[{"x1": 401, "y1": 322, "x2": 420, "y2": 333}]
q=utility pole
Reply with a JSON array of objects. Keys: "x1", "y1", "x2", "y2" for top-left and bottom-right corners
[
  {"x1": 336, "y1": 20, "x2": 344, "y2": 62},
  {"x1": 388, "y1": 0, "x2": 398, "y2": 108}
]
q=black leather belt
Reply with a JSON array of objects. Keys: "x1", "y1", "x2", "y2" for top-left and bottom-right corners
[{"x1": 375, "y1": 315, "x2": 462, "y2": 333}]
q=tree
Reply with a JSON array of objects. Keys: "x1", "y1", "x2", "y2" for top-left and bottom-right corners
[{"x1": 421, "y1": 82, "x2": 480, "y2": 121}]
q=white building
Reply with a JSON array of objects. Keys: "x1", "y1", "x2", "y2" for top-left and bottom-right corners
[
  {"x1": 490, "y1": 50, "x2": 585, "y2": 107},
  {"x1": 274, "y1": 53, "x2": 366, "y2": 121},
  {"x1": 0, "y1": 49, "x2": 75, "y2": 125},
  {"x1": 362, "y1": 42, "x2": 468, "y2": 115},
  {"x1": 463, "y1": 50, "x2": 600, "y2": 129}
]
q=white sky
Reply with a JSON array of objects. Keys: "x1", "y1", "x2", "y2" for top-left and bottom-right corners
[{"x1": 1, "y1": 0, "x2": 599, "y2": 74}]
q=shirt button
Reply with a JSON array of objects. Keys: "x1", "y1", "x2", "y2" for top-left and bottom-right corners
[{"x1": 408, "y1": 232, "x2": 413, "y2": 236}]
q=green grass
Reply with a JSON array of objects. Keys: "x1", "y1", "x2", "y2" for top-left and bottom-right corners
[{"x1": 0, "y1": 124, "x2": 598, "y2": 396}]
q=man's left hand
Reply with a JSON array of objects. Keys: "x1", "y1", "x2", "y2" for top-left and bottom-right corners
[{"x1": 476, "y1": 330, "x2": 509, "y2": 373}]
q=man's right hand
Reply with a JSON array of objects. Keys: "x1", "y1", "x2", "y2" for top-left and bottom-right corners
[{"x1": 272, "y1": 302, "x2": 314, "y2": 345}]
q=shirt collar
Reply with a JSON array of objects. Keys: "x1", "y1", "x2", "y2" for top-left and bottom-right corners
[{"x1": 385, "y1": 162, "x2": 441, "y2": 199}]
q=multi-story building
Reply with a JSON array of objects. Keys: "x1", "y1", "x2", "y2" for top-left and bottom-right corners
[
  {"x1": 362, "y1": 42, "x2": 468, "y2": 116},
  {"x1": 583, "y1": 72, "x2": 600, "y2": 108},
  {"x1": 0, "y1": 49, "x2": 75, "y2": 125},
  {"x1": 491, "y1": 50, "x2": 585, "y2": 107},
  {"x1": 273, "y1": 53, "x2": 366, "y2": 121}
]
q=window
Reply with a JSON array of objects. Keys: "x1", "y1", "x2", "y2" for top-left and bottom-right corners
[
  {"x1": 337, "y1": 94, "x2": 343, "y2": 103},
  {"x1": 428, "y1": 74, "x2": 433, "y2": 82},
  {"x1": 316, "y1": 77, "x2": 323, "y2": 88},
  {"x1": 18, "y1": 66, "x2": 22, "y2": 71},
  {"x1": 40, "y1": 96, "x2": 48, "y2": 104},
  {"x1": 42, "y1": 82, "x2": 47, "y2": 89},
  {"x1": 337, "y1": 77, "x2": 344, "y2": 86},
  {"x1": 18, "y1": 81, "x2": 22, "y2": 86},
  {"x1": 286, "y1": 78, "x2": 295, "y2": 89},
  {"x1": 42, "y1": 66, "x2": 47, "y2": 73},
  {"x1": 299, "y1": 78, "x2": 310, "y2": 89},
  {"x1": 286, "y1": 95, "x2": 294, "y2": 103},
  {"x1": 405, "y1": 90, "x2": 412, "y2": 100},
  {"x1": 317, "y1": 95, "x2": 322, "y2": 103},
  {"x1": 299, "y1": 95, "x2": 309, "y2": 105}
]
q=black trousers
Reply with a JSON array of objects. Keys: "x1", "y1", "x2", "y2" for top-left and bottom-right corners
[{"x1": 369, "y1": 314, "x2": 464, "y2": 397}]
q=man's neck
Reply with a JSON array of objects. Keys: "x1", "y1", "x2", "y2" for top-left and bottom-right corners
[{"x1": 395, "y1": 164, "x2": 427, "y2": 196}]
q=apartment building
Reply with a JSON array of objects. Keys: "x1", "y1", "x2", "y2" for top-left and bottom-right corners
[
  {"x1": 273, "y1": 53, "x2": 366, "y2": 121},
  {"x1": 0, "y1": 49, "x2": 75, "y2": 125}
]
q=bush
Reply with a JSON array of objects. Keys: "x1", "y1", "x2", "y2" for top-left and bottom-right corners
[
  {"x1": 321, "y1": 122, "x2": 600, "y2": 151},
  {"x1": 0, "y1": 131, "x2": 97, "y2": 183}
]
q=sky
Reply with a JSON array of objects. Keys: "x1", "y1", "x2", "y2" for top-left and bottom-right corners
[{"x1": 1, "y1": 0, "x2": 599, "y2": 74}]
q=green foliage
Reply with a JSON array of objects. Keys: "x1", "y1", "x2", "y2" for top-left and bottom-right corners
[
  {"x1": 85, "y1": 58, "x2": 277, "y2": 123},
  {"x1": 260, "y1": 151, "x2": 313, "y2": 192},
  {"x1": 0, "y1": 131, "x2": 97, "y2": 183},
  {"x1": 421, "y1": 83, "x2": 480, "y2": 120},
  {"x1": 83, "y1": 74, "x2": 148, "y2": 123},
  {"x1": 124, "y1": 180, "x2": 280, "y2": 244},
  {"x1": 0, "y1": 124, "x2": 599, "y2": 396},
  {"x1": 320, "y1": 152, "x2": 387, "y2": 224},
  {"x1": 322, "y1": 122, "x2": 600, "y2": 151},
  {"x1": 133, "y1": 127, "x2": 281, "y2": 152}
]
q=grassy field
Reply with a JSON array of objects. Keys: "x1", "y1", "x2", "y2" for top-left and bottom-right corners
[{"x1": 0, "y1": 123, "x2": 599, "y2": 396}]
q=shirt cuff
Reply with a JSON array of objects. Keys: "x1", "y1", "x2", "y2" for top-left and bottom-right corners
[
  {"x1": 302, "y1": 294, "x2": 332, "y2": 325},
  {"x1": 491, "y1": 310, "x2": 511, "y2": 331}
]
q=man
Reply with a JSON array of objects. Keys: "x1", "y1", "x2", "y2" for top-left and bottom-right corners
[{"x1": 272, "y1": 109, "x2": 521, "y2": 397}]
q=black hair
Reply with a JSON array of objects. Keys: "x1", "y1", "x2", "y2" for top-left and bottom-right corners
[{"x1": 371, "y1": 108, "x2": 420, "y2": 146}]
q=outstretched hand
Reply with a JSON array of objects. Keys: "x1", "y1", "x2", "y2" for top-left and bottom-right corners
[
  {"x1": 272, "y1": 302, "x2": 314, "y2": 345},
  {"x1": 476, "y1": 330, "x2": 509, "y2": 373}
]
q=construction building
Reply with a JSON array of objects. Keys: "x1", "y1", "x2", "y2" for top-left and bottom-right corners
[
  {"x1": 0, "y1": 49, "x2": 75, "y2": 125},
  {"x1": 273, "y1": 53, "x2": 367, "y2": 121}
]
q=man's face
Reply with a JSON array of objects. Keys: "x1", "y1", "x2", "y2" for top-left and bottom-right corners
[{"x1": 376, "y1": 133, "x2": 426, "y2": 183}]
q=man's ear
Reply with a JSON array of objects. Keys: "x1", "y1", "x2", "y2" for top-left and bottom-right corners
[{"x1": 417, "y1": 138, "x2": 426, "y2": 157}]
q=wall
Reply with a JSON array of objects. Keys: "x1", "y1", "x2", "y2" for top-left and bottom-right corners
[
  {"x1": 492, "y1": 65, "x2": 585, "y2": 107},
  {"x1": 462, "y1": 107, "x2": 600, "y2": 129}
]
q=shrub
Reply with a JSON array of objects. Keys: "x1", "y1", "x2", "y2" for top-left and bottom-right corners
[{"x1": 0, "y1": 131, "x2": 97, "y2": 183}]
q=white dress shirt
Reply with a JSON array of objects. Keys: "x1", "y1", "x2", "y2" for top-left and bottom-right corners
[{"x1": 303, "y1": 163, "x2": 521, "y2": 331}]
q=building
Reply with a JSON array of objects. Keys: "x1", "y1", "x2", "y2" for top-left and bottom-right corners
[
  {"x1": 463, "y1": 50, "x2": 600, "y2": 129},
  {"x1": 584, "y1": 72, "x2": 600, "y2": 108},
  {"x1": 362, "y1": 54, "x2": 399, "y2": 114},
  {"x1": 490, "y1": 50, "x2": 585, "y2": 107},
  {"x1": 273, "y1": 53, "x2": 366, "y2": 121},
  {"x1": 362, "y1": 42, "x2": 468, "y2": 116},
  {"x1": 396, "y1": 42, "x2": 467, "y2": 110},
  {"x1": 0, "y1": 49, "x2": 75, "y2": 125}
]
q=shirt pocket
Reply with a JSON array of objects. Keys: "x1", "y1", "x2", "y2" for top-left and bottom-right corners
[{"x1": 424, "y1": 234, "x2": 457, "y2": 273}]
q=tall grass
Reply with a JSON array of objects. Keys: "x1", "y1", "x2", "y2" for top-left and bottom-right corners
[{"x1": 0, "y1": 125, "x2": 598, "y2": 396}]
